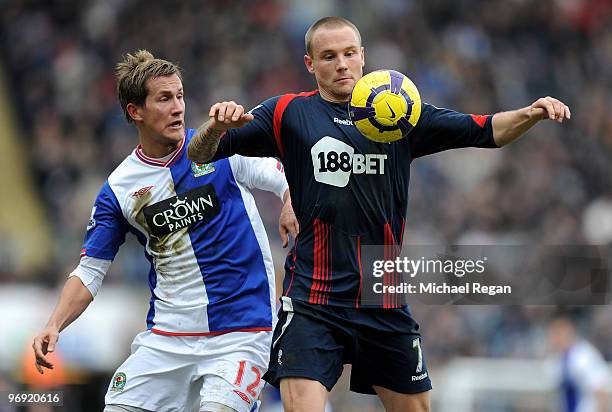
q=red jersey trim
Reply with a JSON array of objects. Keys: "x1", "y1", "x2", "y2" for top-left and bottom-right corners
[
  {"x1": 309, "y1": 218, "x2": 332, "y2": 305},
  {"x1": 384, "y1": 223, "x2": 401, "y2": 309},
  {"x1": 150, "y1": 326, "x2": 272, "y2": 337},
  {"x1": 273, "y1": 90, "x2": 319, "y2": 158},
  {"x1": 470, "y1": 114, "x2": 489, "y2": 128},
  {"x1": 134, "y1": 134, "x2": 186, "y2": 167}
]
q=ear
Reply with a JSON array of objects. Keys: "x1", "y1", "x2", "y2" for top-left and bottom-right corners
[
  {"x1": 126, "y1": 103, "x2": 143, "y2": 122},
  {"x1": 360, "y1": 46, "x2": 365, "y2": 68},
  {"x1": 304, "y1": 54, "x2": 315, "y2": 74}
]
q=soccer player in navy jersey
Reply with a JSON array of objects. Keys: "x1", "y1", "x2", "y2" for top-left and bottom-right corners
[
  {"x1": 187, "y1": 17, "x2": 571, "y2": 412},
  {"x1": 32, "y1": 50, "x2": 298, "y2": 412}
]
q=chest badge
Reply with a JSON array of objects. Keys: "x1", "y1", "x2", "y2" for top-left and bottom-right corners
[{"x1": 191, "y1": 162, "x2": 215, "y2": 177}]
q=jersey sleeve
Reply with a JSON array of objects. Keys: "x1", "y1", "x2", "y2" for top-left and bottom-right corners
[
  {"x1": 81, "y1": 182, "x2": 128, "y2": 260},
  {"x1": 212, "y1": 96, "x2": 282, "y2": 160},
  {"x1": 70, "y1": 256, "x2": 112, "y2": 298},
  {"x1": 229, "y1": 155, "x2": 288, "y2": 200},
  {"x1": 409, "y1": 103, "x2": 498, "y2": 159}
]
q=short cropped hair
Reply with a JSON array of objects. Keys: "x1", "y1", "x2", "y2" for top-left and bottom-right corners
[
  {"x1": 115, "y1": 50, "x2": 182, "y2": 122},
  {"x1": 304, "y1": 16, "x2": 362, "y2": 56}
]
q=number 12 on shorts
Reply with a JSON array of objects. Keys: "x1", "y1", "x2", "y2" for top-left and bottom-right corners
[
  {"x1": 412, "y1": 338, "x2": 423, "y2": 374},
  {"x1": 234, "y1": 360, "x2": 262, "y2": 397}
]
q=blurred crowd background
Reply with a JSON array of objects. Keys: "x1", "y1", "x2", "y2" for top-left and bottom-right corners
[{"x1": 0, "y1": 0, "x2": 611, "y2": 411}]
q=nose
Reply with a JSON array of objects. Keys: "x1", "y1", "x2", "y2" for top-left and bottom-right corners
[
  {"x1": 171, "y1": 96, "x2": 184, "y2": 114},
  {"x1": 336, "y1": 55, "x2": 348, "y2": 72}
]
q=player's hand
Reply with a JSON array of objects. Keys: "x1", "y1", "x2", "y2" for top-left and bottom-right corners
[
  {"x1": 32, "y1": 326, "x2": 59, "y2": 374},
  {"x1": 279, "y1": 193, "x2": 299, "y2": 248},
  {"x1": 529, "y1": 96, "x2": 571, "y2": 123},
  {"x1": 209, "y1": 101, "x2": 254, "y2": 131}
]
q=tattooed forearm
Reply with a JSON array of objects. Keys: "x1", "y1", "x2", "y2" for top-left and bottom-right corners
[{"x1": 187, "y1": 119, "x2": 224, "y2": 163}]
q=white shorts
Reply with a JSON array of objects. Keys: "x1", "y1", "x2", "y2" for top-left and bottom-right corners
[{"x1": 104, "y1": 330, "x2": 271, "y2": 412}]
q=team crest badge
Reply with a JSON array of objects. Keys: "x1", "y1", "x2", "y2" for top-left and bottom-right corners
[
  {"x1": 111, "y1": 372, "x2": 127, "y2": 392},
  {"x1": 191, "y1": 162, "x2": 215, "y2": 177}
]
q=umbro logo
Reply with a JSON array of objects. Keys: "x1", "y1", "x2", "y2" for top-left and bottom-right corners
[
  {"x1": 333, "y1": 117, "x2": 353, "y2": 126},
  {"x1": 132, "y1": 186, "x2": 154, "y2": 198}
]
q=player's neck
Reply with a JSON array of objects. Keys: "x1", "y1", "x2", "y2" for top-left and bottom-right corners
[
  {"x1": 318, "y1": 88, "x2": 350, "y2": 104},
  {"x1": 138, "y1": 135, "x2": 180, "y2": 159}
]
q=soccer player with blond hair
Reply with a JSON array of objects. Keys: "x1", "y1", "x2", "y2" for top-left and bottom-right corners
[{"x1": 33, "y1": 50, "x2": 298, "y2": 412}]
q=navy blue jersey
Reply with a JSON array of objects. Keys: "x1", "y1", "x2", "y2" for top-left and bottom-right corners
[{"x1": 213, "y1": 91, "x2": 497, "y2": 308}]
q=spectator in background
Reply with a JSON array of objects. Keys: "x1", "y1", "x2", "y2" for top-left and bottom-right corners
[{"x1": 548, "y1": 314, "x2": 610, "y2": 412}]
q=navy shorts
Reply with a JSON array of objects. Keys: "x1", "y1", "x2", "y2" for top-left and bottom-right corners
[{"x1": 262, "y1": 299, "x2": 432, "y2": 395}]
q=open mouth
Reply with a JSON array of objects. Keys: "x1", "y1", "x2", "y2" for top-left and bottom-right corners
[{"x1": 168, "y1": 120, "x2": 183, "y2": 128}]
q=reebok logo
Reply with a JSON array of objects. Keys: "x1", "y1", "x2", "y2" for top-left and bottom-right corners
[
  {"x1": 333, "y1": 117, "x2": 353, "y2": 126},
  {"x1": 412, "y1": 372, "x2": 428, "y2": 381}
]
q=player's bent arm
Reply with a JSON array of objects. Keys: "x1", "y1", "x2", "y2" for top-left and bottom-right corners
[
  {"x1": 492, "y1": 96, "x2": 571, "y2": 147},
  {"x1": 188, "y1": 101, "x2": 254, "y2": 163},
  {"x1": 188, "y1": 118, "x2": 225, "y2": 163},
  {"x1": 235, "y1": 156, "x2": 289, "y2": 200}
]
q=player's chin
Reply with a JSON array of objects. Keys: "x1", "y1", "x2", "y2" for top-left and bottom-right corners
[
  {"x1": 163, "y1": 127, "x2": 184, "y2": 142},
  {"x1": 332, "y1": 83, "x2": 354, "y2": 100}
]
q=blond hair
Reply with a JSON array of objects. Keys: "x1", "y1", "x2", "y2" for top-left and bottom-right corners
[
  {"x1": 304, "y1": 16, "x2": 362, "y2": 56},
  {"x1": 115, "y1": 50, "x2": 182, "y2": 122}
]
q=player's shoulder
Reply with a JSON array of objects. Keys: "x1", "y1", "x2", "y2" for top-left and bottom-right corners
[
  {"x1": 107, "y1": 149, "x2": 144, "y2": 186},
  {"x1": 256, "y1": 90, "x2": 319, "y2": 112}
]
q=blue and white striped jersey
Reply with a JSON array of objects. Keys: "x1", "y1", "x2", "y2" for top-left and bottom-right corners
[
  {"x1": 559, "y1": 340, "x2": 610, "y2": 412},
  {"x1": 74, "y1": 129, "x2": 287, "y2": 336}
]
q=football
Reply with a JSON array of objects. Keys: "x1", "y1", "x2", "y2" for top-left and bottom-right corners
[{"x1": 349, "y1": 70, "x2": 422, "y2": 143}]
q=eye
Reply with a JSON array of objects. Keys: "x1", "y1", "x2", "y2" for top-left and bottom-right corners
[
  {"x1": 177, "y1": 94, "x2": 184, "y2": 100},
  {"x1": 160, "y1": 96, "x2": 168, "y2": 101}
]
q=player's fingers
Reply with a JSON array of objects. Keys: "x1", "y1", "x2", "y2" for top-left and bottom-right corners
[
  {"x1": 552, "y1": 99, "x2": 564, "y2": 123},
  {"x1": 279, "y1": 225, "x2": 288, "y2": 248},
  {"x1": 565, "y1": 105, "x2": 571, "y2": 120},
  {"x1": 35, "y1": 361, "x2": 44, "y2": 374},
  {"x1": 209, "y1": 103, "x2": 221, "y2": 118},
  {"x1": 538, "y1": 97, "x2": 556, "y2": 120},
  {"x1": 530, "y1": 98, "x2": 552, "y2": 120},
  {"x1": 289, "y1": 219, "x2": 299, "y2": 239},
  {"x1": 231, "y1": 105, "x2": 245, "y2": 122},
  {"x1": 46, "y1": 334, "x2": 58, "y2": 353},
  {"x1": 222, "y1": 101, "x2": 237, "y2": 124},
  {"x1": 32, "y1": 336, "x2": 46, "y2": 360}
]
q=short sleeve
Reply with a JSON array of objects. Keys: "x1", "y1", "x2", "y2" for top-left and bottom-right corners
[
  {"x1": 229, "y1": 155, "x2": 288, "y2": 200},
  {"x1": 213, "y1": 97, "x2": 281, "y2": 160},
  {"x1": 81, "y1": 182, "x2": 128, "y2": 260},
  {"x1": 410, "y1": 103, "x2": 498, "y2": 159}
]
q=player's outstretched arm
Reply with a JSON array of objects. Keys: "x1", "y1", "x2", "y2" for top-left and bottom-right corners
[
  {"x1": 188, "y1": 101, "x2": 254, "y2": 163},
  {"x1": 32, "y1": 276, "x2": 93, "y2": 374},
  {"x1": 492, "y1": 96, "x2": 571, "y2": 147}
]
